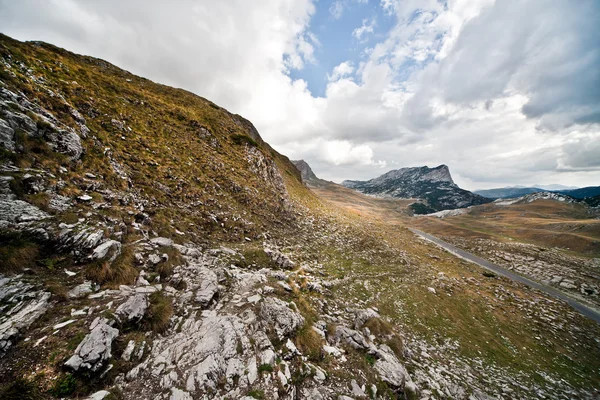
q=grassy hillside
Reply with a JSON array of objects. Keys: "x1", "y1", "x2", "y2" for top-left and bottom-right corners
[{"x1": 0, "y1": 33, "x2": 308, "y2": 243}]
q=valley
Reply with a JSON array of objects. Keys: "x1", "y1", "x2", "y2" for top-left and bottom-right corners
[{"x1": 0, "y1": 34, "x2": 599, "y2": 400}]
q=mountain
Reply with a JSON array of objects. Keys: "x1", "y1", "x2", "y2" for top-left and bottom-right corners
[
  {"x1": 292, "y1": 159, "x2": 318, "y2": 182},
  {"x1": 534, "y1": 184, "x2": 579, "y2": 191},
  {"x1": 342, "y1": 164, "x2": 492, "y2": 213},
  {"x1": 475, "y1": 187, "x2": 544, "y2": 199},
  {"x1": 556, "y1": 186, "x2": 600, "y2": 199}
]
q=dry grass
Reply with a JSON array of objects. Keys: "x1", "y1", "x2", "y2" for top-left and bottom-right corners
[
  {"x1": 143, "y1": 292, "x2": 173, "y2": 333},
  {"x1": 155, "y1": 246, "x2": 184, "y2": 279},
  {"x1": 294, "y1": 324, "x2": 324, "y2": 362},
  {"x1": 363, "y1": 317, "x2": 394, "y2": 337},
  {"x1": 85, "y1": 247, "x2": 138, "y2": 287},
  {"x1": 0, "y1": 231, "x2": 41, "y2": 274}
]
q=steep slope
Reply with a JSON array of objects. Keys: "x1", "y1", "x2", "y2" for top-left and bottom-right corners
[{"x1": 342, "y1": 165, "x2": 491, "y2": 213}]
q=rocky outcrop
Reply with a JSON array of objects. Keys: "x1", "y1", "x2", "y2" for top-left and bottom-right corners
[
  {"x1": 0, "y1": 87, "x2": 84, "y2": 160},
  {"x1": 0, "y1": 276, "x2": 50, "y2": 355},
  {"x1": 90, "y1": 240, "x2": 122, "y2": 262},
  {"x1": 260, "y1": 297, "x2": 305, "y2": 340},
  {"x1": 264, "y1": 247, "x2": 296, "y2": 270},
  {"x1": 65, "y1": 319, "x2": 119, "y2": 372}
]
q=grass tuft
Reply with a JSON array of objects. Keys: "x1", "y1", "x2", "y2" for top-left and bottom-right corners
[
  {"x1": 143, "y1": 291, "x2": 173, "y2": 333},
  {"x1": 85, "y1": 247, "x2": 138, "y2": 287}
]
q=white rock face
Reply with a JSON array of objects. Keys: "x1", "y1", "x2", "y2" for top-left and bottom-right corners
[
  {"x1": 65, "y1": 320, "x2": 119, "y2": 372},
  {"x1": 0, "y1": 276, "x2": 51, "y2": 355},
  {"x1": 260, "y1": 297, "x2": 305, "y2": 340},
  {"x1": 90, "y1": 239, "x2": 122, "y2": 262},
  {"x1": 139, "y1": 313, "x2": 257, "y2": 392},
  {"x1": 68, "y1": 281, "x2": 94, "y2": 299},
  {"x1": 194, "y1": 267, "x2": 219, "y2": 306},
  {"x1": 116, "y1": 294, "x2": 148, "y2": 323},
  {"x1": 374, "y1": 345, "x2": 408, "y2": 388}
]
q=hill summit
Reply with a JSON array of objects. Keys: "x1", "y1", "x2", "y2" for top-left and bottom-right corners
[{"x1": 342, "y1": 165, "x2": 491, "y2": 213}]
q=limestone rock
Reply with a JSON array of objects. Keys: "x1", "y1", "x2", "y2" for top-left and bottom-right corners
[
  {"x1": 90, "y1": 240, "x2": 122, "y2": 262},
  {"x1": 373, "y1": 345, "x2": 408, "y2": 389},
  {"x1": 65, "y1": 320, "x2": 119, "y2": 372},
  {"x1": 260, "y1": 297, "x2": 305, "y2": 340},
  {"x1": 116, "y1": 294, "x2": 148, "y2": 323},
  {"x1": 194, "y1": 268, "x2": 219, "y2": 306},
  {"x1": 68, "y1": 281, "x2": 94, "y2": 299},
  {"x1": 0, "y1": 277, "x2": 50, "y2": 356},
  {"x1": 354, "y1": 308, "x2": 380, "y2": 330}
]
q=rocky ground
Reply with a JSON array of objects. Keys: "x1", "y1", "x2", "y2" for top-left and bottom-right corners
[{"x1": 444, "y1": 236, "x2": 600, "y2": 310}]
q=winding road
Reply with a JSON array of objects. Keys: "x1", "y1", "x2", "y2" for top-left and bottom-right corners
[{"x1": 409, "y1": 228, "x2": 600, "y2": 325}]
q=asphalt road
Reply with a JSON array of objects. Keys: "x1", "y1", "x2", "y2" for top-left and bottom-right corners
[{"x1": 409, "y1": 228, "x2": 600, "y2": 325}]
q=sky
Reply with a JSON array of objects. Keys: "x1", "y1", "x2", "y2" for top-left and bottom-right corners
[{"x1": 0, "y1": 0, "x2": 599, "y2": 190}]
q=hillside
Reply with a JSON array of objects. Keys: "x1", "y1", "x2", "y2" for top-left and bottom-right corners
[
  {"x1": 342, "y1": 165, "x2": 491, "y2": 213},
  {"x1": 1, "y1": 35, "x2": 600, "y2": 400}
]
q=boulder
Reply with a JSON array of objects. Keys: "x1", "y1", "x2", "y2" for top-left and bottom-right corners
[
  {"x1": 260, "y1": 297, "x2": 305, "y2": 340},
  {"x1": 332, "y1": 326, "x2": 370, "y2": 350},
  {"x1": 65, "y1": 320, "x2": 119, "y2": 372},
  {"x1": 68, "y1": 281, "x2": 94, "y2": 299},
  {"x1": 354, "y1": 308, "x2": 380, "y2": 330},
  {"x1": 116, "y1": 294, "x2": 148, "y2": 323},
  {"x1": 90, "y1": 240, "x2": 122, "y2": 262},
  {"x1": 194, "y1": 268, "x2": 219, "y2": 307},
  {"x1": 373, "y1": 345, "x2": 408, "y2": 389}
]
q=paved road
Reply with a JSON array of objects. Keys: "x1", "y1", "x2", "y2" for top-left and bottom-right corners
[{"x1": 409, "y1": 228, "x2": 600, "y2": 325}]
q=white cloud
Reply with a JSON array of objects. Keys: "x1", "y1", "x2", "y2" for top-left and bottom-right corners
[
  {"x1": 1, "y1": 0, "x2": 599, "y2": 189},
  {"x1": 328, "y1": 61, "x2": 355, "y2": 82},
  {"x1": 352, "y1": 18, "x2": 376, "y2": 41},
  {"x1": 329, "y1": 1, "x2": 344, "y2": 19}
]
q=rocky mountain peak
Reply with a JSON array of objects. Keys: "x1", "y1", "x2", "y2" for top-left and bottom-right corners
[
  {"x1": 292, "y1": 159, "x2": 318, "y2": 183},
  {"x1": 342, "y1": 164, "x2": 489, "y2": 213}
]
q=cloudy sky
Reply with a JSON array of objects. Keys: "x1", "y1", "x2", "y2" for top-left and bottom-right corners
[{"x1": 1, "y1": 0, "x2": 599, "y2": 189}]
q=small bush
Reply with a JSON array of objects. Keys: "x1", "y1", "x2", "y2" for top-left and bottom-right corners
[
  {"x1": 482, "y1": 271, "x2": 497, "y2": 278},
  {"x1": 155, "y1": 246, "x2": 184, "y2": 279},
  {"x1": 0, "y1": 231, "x2": 41, "y2": 273},
  {"x1": 144, "y1": 291, "x2": 173, "y2": 333},
  {"x1": 247, "y1": 389, "x2": 265, "y2": 399},
  {"x1": 0, "y1": 378, "x2": 42, "y2": 400},
  {"x1": 231, "y1": 134, "x2": 257, "y2": 147},
  {"x1": 295, "y1": 324, "x2": 324, "y2": 362},
  {"x1": 50, "y1": 373, "x2": 77, "y2": 397},
  {"x1": 387, "y1": 335, "x2": 404, "y2": 358},
  {"x1": 258, "y1": 363, "x2": 273, "y2": 374},
  {"x1": 363, "y1": 317, "x2": 394, "y2": 337}
]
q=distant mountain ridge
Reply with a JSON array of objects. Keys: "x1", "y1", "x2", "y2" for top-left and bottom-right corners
[
  {"x1": 342, "y1": 165, "x2": 491, "y2": 213},
  {"x1": 476, "y1": 186, "x2": 600, "y2": 200}
]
